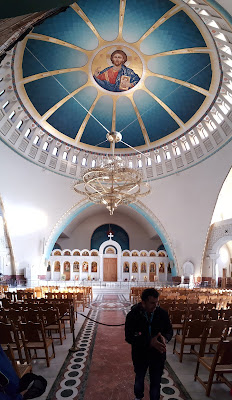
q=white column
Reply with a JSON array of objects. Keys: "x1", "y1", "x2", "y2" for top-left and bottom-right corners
[
  {"x1": 99, "y1": 253, "x2": 104, "y2": 281},
  {"x1": 164, "y1": 261, "x2": 168, "y2": 282},
  {"x1": 209, "y1": 253, "x2": 220, "y2": 286}
]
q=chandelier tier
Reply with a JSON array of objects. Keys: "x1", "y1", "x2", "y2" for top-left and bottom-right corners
[{"x1": 73, "y1": 132, "x2": 150, "y2": 215}]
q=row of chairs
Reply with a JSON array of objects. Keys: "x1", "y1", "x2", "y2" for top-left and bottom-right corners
[
  {"x1": 1, "y1": 320, "x2": 56, "y2": 368},
  {"x1": 2, "y1": 291, "x2": 90, "y2": 311},
  {"x1": 171, "y1": 318, "x2": 232, "y2": 396},
  {"x1": 169, "y1": 307, "x2": 232, "y2": 331},
  {"x1": 0, "y1": 306, "x2": 67, "y2": 345},
  {"x1": 0, "y1": 301, "x2": 73, "y2": 329}
]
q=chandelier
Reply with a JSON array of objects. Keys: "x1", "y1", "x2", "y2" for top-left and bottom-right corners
[{"x1": 73, "y1": 132, "x2": 150, "y2": 215}]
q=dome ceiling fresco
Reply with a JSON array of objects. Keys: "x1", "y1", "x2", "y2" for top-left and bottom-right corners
[{"x1": 14, "y1": 0, "x2": 220, "y2": 152}]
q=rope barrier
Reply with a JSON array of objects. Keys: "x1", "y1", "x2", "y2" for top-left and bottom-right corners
[{"x1": 76, "y1": 311, "x2": 125, "y2": 327}]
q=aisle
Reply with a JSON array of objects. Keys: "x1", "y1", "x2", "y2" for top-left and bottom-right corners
[
  {"x1": 48, "y1": 295, "x2": 191, "y2": 400},
  {"x1": 83, "y1": 294, "x2": 142, "y2": 400}
]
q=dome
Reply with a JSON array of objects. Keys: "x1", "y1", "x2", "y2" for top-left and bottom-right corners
[{"x1": 0, "y1": 0, "x2": 230, "y2": 180}]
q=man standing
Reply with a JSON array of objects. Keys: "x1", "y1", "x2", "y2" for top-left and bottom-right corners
[
  {"x1": 94, "y1": 50, "x2": 140, "y2": 92},
  {"x1": 125, "y1": 288, "x2": 173, "y2": 400}
]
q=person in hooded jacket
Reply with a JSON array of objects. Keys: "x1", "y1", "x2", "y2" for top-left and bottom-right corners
[{"x1": 125, "y1": 288, "x2": 173, "y2": 400}]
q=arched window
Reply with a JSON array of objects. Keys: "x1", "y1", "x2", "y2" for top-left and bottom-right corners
[
  {"x1": 174, "y1": 146, "x2": 181, "y2": 156},
  {"x1": 82, "y1": 157, "x2": 87, "y2": 166},
  {"x1": 24, "y1": 128, "x2": 31, "y2": 138},
  {"x1": 183, "y1": 141, "x2": 190, "y2": 151},
  {"x1": 2, "y1": 100, "x2": 9, "y2": 109},
  {"x1": 8, "y1": 110, "x2": 15, "y2": 119},
  {"x1": 63, "y1": 151, "x2": 68, "y2": 160},
  {"x1": 52, "y1": 147, "x2": 58, "y2": 156},
  {"x1": 190, "y1": 135, "x2": 199, "y2": 146},
  {"x1": 72, "y1": 155, "x2": 77, "y2": 164},
  {"x1": 16, "y1": 120, "x2": 23, "y2": 130},
  {"x1": 43, "y1": 141, "x2": 49, "y2": 151},
  {"x1": 33, "y1": 135, "x2": 40, "y2": 145}
]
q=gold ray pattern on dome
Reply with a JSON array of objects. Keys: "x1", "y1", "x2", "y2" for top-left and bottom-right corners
[{"x1": 16, "y1": 0, "x2": 218, "y2": 151}]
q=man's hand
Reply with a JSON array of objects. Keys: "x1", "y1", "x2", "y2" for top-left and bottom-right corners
[{"x1": 150, "y1": 332, "x2": 166, "y2": 353}]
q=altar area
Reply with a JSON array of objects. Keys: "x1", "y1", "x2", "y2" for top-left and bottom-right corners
[{"x1": 47, "y1": 236, "x2": 173, "y2": 283}]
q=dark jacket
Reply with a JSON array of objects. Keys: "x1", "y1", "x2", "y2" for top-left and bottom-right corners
[
  {"x1": 0, "y1": 345, "x2": 22, "y2": 400},
  {"x1": 125, "y1": 303, "x2": 173, "y2": 362}
]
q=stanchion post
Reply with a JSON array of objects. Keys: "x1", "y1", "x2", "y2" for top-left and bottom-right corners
[{"x1": 69, "y1": 303, "x2": 79, "y2": 352}]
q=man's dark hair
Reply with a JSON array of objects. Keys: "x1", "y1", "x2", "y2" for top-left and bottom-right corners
[
  {"x1": 141, "y1": 288, "x2": 159, "y2": 301},
  {"x1": 111, "y1": 50, "x2": 127, "y2": 64}
]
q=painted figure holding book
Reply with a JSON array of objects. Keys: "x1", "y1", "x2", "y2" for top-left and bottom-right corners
[{"x1": 94, "y1": 50, "x2": 140, "y2": 92}]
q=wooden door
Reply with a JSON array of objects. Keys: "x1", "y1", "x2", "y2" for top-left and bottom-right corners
[
  {"x1": 149, "y1": 272, "x2": 156, "y2": 282},
  {"x1": 222, "y1": 268, "x2": 227, "y2": 289},
  {"x1": 103, "y1": 258, "x2": 117, "y2": 281}
]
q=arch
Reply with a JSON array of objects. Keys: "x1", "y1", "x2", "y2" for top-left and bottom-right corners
[
  {"x1": 211, "y1": 236, "x2": 232, "y2": 256},
  {"x1": 183, "y1": 261, "x2": 194, "y2": 277},
  {"x1": 91, "y1": 223, "x2": 129, "y2": 250},
  {"x1": 99, "y1": 239, "x2": 121, "y2": 255},
  {"x1": 44, "y1": 201, "x2": 177, "y2": 275}
]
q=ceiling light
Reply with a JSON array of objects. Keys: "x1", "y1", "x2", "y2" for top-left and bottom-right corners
[{"x1": 73, "y1": 132, "x2": 150, "y2": 215}]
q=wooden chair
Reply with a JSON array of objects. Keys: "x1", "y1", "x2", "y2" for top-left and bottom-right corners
[
  {"x1": 205, "y1": 308, "x2": 221, "y2": 320},
  {"x1": 75, "y1": 292, "x2": 85, "y2": 312},
  {"x1": 41, "y1": 308, "x2": 66, "y2": 345},
  {"x1": 0, "y1": 321, "x2": 24, "y2": 363},
  {"x1": 4, "y1": 309, "x2": 23, "y2": 327},
  {"x1": 22, "y1": 309, "x2": 40, "y2": 323},
  {"x1": 173, "y1": 319, "x2": 207, "y2": 362},
  {"x1": 4, "y1": 344, "x2": 32, "y2": 378},
  {"x1": 194, "y1": 338, "x2": 232, "y2": 396},
  {"x1": 204, "y1": 303, "x2": 217, "y2": 311},
  {"x1": 1, "y1": 298, "x2": 11, "y2": 308},
  {"x1": 188, "y1": 303, "x2": 200, "y2": 311},
  {"x1": 55, "y1": 302, "x2": 72, "y2": 330},
  {"x1": 19, "y1": 321, "x2": 55, "y2": 367},
  {"x1": 222, "y1": 308, "x2": 232, "y2": 320},
  {"x1": 169, "y1": 308, "x2": 187, "y2": 333},
  {"x1": 193, "y1": 319, "x2": 229, "y2": 359},
  {"x1": 188, "y1": 309, "x2": 205, "y2": 321}
]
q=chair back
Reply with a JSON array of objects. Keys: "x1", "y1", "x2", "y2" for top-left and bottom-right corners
[
  {"x1": 184, "y1": 319, "x2": 207, "y2": 338},
  {"x1": 0, "y1": 321, "x2": 16, "y2": 344},
  {"x1": 217, "y1": 339, "x2": 232, "y2": 365},
  {"x1": 19, "y1": 321, "x2": 44, "y2": 342},
  {"x1": 189, "y1": 309, "x2": 205, "y2": 321},
  {"x1": 207, "y1": 319, "x2": 229, "y2": 339},
  {"x1": 169, "y1": 308, "x2": 186, "y2": 324},
  {"x1": 23, "y1": 309, "x2": 40, "y2": 323}
]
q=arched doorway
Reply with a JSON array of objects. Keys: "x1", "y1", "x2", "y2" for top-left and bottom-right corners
[{"x1": 99, "y1": 240, "x2": 122, "y2": 282}]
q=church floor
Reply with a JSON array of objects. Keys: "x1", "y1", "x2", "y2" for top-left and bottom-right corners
[{"x1": 29, "y1": 293, "x2": 232, "y2": 400}]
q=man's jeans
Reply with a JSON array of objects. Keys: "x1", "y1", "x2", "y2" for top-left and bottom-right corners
[{"x1": 133, "y1": 358, "x2": 164, "y2": 400}]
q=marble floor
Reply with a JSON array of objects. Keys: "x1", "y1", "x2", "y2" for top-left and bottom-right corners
[{"x1": 28, "y1": 292, "x2": 232, "y2": 400}]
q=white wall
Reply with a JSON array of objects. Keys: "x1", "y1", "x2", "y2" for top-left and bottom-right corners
[
  {"x1": 0, "y1": 137, "x2": 232, "y2": 280},
  {"x1": 0, "y1": 140, "x2": 80, "y2": 276},
  {"x1": 142, "y1": 140, "x2": 232, "y2": 277},
  {"x1": 57, "y1": 211, "x2": 162, "y2": 251}
]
